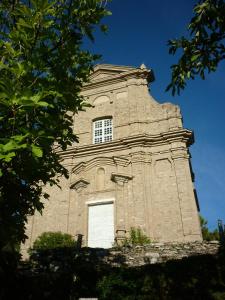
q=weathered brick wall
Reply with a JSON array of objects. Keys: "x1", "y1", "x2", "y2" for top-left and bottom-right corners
[{"x1": 23, "y1": 64, "x2": 202, "y2": 257}]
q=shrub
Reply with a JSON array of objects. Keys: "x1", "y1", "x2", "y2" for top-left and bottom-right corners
[
  {"x1": 128, "y1": 227, "x2": 151, "y2": 245},
  {"x1": 30, "y1": 231, "x2": 76, "y2": 252},
  {"x1": 117, "y1": 227, "x2": 151, "y2": 247},
  {"x1": 28, "y1": 232, "x2": 77, "y2": 272}
]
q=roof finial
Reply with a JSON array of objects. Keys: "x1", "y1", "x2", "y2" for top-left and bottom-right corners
[{"x1": 140, "y1": 63, "x2": 146, "y2": 69}]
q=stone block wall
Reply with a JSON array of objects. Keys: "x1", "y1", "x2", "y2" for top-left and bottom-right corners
[{"x1": 84, "y1": 241, "x2": 220, "y2": 267}]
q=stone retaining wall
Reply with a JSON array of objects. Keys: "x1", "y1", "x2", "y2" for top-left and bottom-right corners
[{"x1": 91, "y1": 241, "x2": 220, "y2": 267}]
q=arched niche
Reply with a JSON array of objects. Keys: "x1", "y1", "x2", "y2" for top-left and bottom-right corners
[{"x1": 96, "y1": 167, "x2": 105, "y2": 190}]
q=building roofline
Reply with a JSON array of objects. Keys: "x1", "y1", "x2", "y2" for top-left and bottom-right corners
[{"x1": 82, "y1": 64, "x2": 155, "y2": 91}]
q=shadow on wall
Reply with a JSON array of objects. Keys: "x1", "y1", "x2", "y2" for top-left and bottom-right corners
[{"x1": 1, "y1": 243, "x2": 225, "y2": 300}]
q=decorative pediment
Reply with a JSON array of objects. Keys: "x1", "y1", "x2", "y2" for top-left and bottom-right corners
[
  {"x1": 82, "y1": 64, "x2": 154, "y2": 92},
  {"x1": 89, "y1": 64, "x2": 136, "y2": 82},
  {"x1": 70, "y1": 178, "x2": 90, "y2": 192},
  {"x1": 85, "y1": 156, "x2": 115, "y2": 171},
  {"x1": 89, "y1": 71, "x2": 118, "y2": 81},
  {"x1": 72, "y1": 157, "x2": 116, "y2": 175}
]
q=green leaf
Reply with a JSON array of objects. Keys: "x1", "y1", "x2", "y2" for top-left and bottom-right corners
[
  {"x1": 0, "y1": 151, "x2": 16, "y2": 162},
  {"x1": 3, "y1": 140, "x2": 17, "y2": 152},
  {"x1": 167, "y1": 0, "x2": 225, "y2": 95},
  {"x1": 31, "y1": 145, "x2": 43, "y2": 158},
  {"x1": 37, "y1": 101, "x2": 50, "y2": 107},
  {"x1": 100, "y1": 24, "x2": 108, "y2": 32},
  {"x1": 191, "y1": 54, "x2": 201, "y2": 62}
]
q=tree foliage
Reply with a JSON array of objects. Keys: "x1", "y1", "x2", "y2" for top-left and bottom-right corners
[
  {"x1": 0, "y1": 0, "x2": 110, "y2": 262},
  {"x1": 30, "y1": 232, "x2": 76, "y2": 252},
  {"x1": 200, "y1": 215, "x2": 220, "y2": 241},
  {"x1": 167, "y1": 0, "x2": 225, "y2": 95}
]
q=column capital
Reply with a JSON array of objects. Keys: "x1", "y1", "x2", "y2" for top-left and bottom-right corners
[
  {"x1": 171, "y1": 149, "x2": 190, "y2": 160},
  {"x1": 111, "y1": 172, "x2": 133, "y2": 185}
]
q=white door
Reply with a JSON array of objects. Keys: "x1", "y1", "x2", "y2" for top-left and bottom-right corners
[{"x1": 88, "y1": 202, "x2": 114, "y2": 248}]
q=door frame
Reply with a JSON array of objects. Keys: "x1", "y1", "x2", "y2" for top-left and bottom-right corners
[{"x1": 86, "y1": 198, "x2": 115, "y2": 247}]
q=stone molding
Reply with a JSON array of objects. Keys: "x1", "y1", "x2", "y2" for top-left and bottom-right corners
[
  {"x1": 82, "y1": 64, "x2": 154, "y2": 91},
  {"x1": 71, "y1": 157, "x2": 115, "y2": 175},
  {"x1": 111, "y1": 172, "x2": 133, "y2": 185},
  {"x1": 70, "y1": 178, "x2": 90, "y2": 192},
  {"x1": 130, "y1": 151, "x2": 151, "y2": 164},
  {"x1": 58, "y1": 129, "x2": 194, "y2": 159},
  {"x1": 72, "y1": 162, "x2": 86, "y2": 175},
  {"x1": 171, "y1": 150, "x2": 190, "y2": 160},
  {"x1": 113, "y1": 156, "x2": 130, "y2": 167}
]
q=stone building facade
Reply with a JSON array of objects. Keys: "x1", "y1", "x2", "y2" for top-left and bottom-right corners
[{"x1": 22, "y1": 64, "x2": 202, "y2": 255}]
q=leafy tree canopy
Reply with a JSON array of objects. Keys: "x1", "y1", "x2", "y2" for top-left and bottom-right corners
[
  {"x1": 0, "y1": 0, "x2": 110, "y2": 262},
  {"x1": 200, "y1": 215, "x2": 219, "y2": 241},
  {"x1": 167, "y1": 0, "x2": 225, "y2": 95}
]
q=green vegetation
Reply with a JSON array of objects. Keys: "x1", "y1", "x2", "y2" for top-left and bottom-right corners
[
  {"x1": 0, "y1": 0, "x2": 110, "y2": 266},
  {"x1": 1, "y1": 246, "x2": 225, "y2": 299},
  {"x1": 29, "y1": 232, "x2": 76, "y2": 252},
  {"x1": 128, "y1": 227, "x2": 151, "y2": 245},
  {"x1": 200, "y1": 215, "x2": 220, "y2": 241},
  {"x1": 119, "y1": 227, "x2": 151, "y2": 247},
  {"x1": 28, "y1": 232, "x2": 77, "y2": 273},
  {"x1": 167, "y1": 0, "x2": 225, "y2": 95}
]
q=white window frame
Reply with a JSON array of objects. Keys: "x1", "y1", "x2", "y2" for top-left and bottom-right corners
[{"x1": 93, "y1": 118, "x2": 113, "y2": 144}]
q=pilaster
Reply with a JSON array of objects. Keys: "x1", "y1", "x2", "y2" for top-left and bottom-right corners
[
  {"x1": 111, "y1": 172, "x2": 133, "y2": 236},
  {"x1": 172, "y1": 148, "x2": 202, "y2": 241}
]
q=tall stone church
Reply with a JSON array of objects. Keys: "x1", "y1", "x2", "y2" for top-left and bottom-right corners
[{"x1": 22, "y1": 64, "x2": 202, "y2": 255}]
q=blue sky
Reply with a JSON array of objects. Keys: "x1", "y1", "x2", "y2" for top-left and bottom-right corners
[{"x1": 86, "y1": 0, "x2": 225, "y2": 230}]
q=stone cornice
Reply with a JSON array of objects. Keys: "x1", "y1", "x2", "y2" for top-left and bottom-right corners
[
  {"x1": 58, "y1": 129, "x2": 194, "y2": 159},
  {"x1": 82, "y1": 68, "x2": 154, "y2": 91}
]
